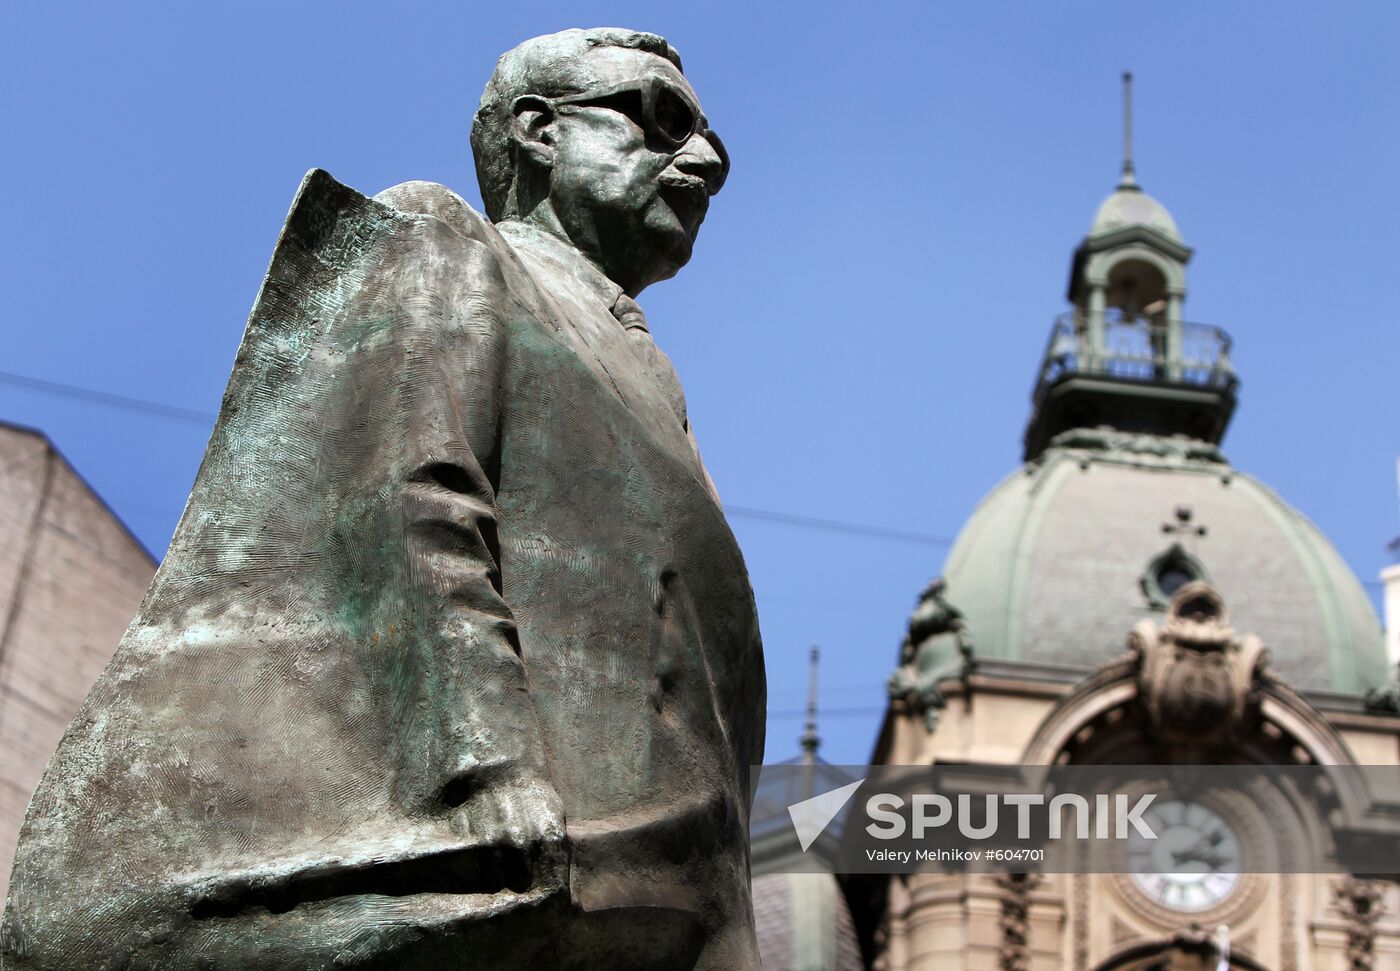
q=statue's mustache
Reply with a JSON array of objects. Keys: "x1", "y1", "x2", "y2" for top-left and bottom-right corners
[{"x1": 657, "y1": 172, "x2": 714, "y2": 198}]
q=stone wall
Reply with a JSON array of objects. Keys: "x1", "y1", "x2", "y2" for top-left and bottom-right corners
[{"x1": 0, "y1": 424, "x2": 155, "y2": 903}]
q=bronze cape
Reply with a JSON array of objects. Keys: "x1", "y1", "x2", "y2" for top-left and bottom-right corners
[{"x1": 2, "y1": 171, "x2": 766, "y2": 970}]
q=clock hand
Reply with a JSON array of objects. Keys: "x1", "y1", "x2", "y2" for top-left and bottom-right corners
[
  {"x1": 1171, "y1": 847, "x2": 1204, "y2": 865},
  {"x1": 1174, "y1": 827, "x2": 1225, "y2": 862},
  {"x1": 1171, "y1": 845, "x2": 1232, "y2": 869}
]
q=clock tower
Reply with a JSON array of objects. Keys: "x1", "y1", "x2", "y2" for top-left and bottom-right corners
[{"x1": 865, "y1": 76, "x2": 1400, "y2": 971}]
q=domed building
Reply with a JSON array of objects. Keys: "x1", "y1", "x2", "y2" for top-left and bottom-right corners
[
  {"x1": 864, "y1": 80, "x2": 1400, "y2": 970},
  {"x1": 752, "y1": 649, "x2": 867, "y2": 971}
]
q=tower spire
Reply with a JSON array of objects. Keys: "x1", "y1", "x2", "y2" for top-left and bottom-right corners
[
  {"x1": 1119, "y1": 71, "x2": 1139, "y2": 189},
  {"x1": 800, "y1": 645, "x2": 821, "y2": 764}
]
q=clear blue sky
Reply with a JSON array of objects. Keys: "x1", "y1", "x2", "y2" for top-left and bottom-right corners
[{"x1": 3, "y1": 3, "x2": 1398, "y2": 766}]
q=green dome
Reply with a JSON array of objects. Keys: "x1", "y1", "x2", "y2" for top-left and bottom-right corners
[
  {"x1": 1090, "y1": 184, "x2": 1182, "y2": 243},
  {"x1": 942, "y1": 429, "x2": 1388, "y2": 697}
]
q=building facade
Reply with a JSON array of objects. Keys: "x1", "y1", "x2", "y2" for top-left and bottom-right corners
[
  {"x1": 867, "y1": 146, "x2": 1400, "y2": 970},
  {"x1": 0, "y1": 423, "x2": 156, "y2": 903}
]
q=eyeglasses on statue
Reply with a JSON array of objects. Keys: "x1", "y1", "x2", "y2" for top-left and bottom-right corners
[{"x1": 532, "y1": 77, "x2": 729, "y2": 187}]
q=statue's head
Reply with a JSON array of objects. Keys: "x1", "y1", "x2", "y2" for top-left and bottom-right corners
[{"x1": 473, "y1": 28, "x2": 728, "y2": 296}]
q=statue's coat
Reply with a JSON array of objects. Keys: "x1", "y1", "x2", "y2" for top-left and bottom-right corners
[{"x1": 1, "y1": 171, "x2": 765, "y2": 970}]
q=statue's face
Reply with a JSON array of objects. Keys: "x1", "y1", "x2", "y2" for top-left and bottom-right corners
[{"x1": 544, "y1": 48, "x2": 726, "y2": 294}]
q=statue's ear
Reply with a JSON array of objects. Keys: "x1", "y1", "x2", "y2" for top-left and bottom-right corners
[{"x1": 511, "y1": 95, "x2": 555, "y2": 168}]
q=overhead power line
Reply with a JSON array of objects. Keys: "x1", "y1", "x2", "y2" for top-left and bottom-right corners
[
  {"x1": 0, "y1": 369, "x2": 216, "y2": 425},
  {"x1": 0, "y1": 369, "x2": 954, "y2": 547},
  {"x1": 724, "y1": 505, "x2": 953, "y2": 547},
  {"x1": 2, "y1": 370, "x2": 1391, "y2": 587}
]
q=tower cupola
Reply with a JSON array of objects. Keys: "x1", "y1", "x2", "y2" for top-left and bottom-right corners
[{"x1": 1024, "y1": 73, "x2": 1238, "y2": 461}]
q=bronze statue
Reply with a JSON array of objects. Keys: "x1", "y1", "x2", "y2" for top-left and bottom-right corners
[{"x1": 1, "y1": 28, "x2": 765, "y2": 970}]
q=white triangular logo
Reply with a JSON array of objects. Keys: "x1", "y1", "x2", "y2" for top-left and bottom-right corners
[{"x1": 787, "y1": 778, "x2": 864, "y2": 852}]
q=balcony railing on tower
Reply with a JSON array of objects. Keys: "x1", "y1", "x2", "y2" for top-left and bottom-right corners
[
  {"x1": 1032, "y1": 309, "x2": 1238, "y2": 408},
  {"x1": 1023, "y1": 309, "x2": 1240, "y2": 460}
]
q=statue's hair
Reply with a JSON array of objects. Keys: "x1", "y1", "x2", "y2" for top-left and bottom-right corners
[{"x1": 472, "y1": 28, "x2": 683, "y2": 222}]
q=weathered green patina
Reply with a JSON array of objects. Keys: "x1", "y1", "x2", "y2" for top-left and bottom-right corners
[{"x1": 2, "y1": 28, "x2": 764, "y2": 970}]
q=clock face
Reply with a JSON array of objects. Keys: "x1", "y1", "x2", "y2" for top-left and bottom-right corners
[{"x1": 1128, "y1": 800, "x2": 1241, "y2": 912}]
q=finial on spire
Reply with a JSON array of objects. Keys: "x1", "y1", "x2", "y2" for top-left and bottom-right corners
[
  {"x1": 1119, "y1": 71, "x2": 1139, "y2": 190},
  {"x1": 800, "y1": 645, "x2": 821, "y2": 763}
]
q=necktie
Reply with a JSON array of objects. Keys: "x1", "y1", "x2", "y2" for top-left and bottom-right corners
[{"x1": 611, "y1": 293, "x2": 688, "y2": 429}]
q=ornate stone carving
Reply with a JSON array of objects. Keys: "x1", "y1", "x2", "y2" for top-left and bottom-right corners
[
  {"x1": 1280, "y1": 873, "x2": 1299, "y2": 971},
  {"x1": 1363, "y1": 662, "x2": 1400, "y2": 713},
  {"x1": 1130, "y1": 581, "x2": 1269, "y2": 746},
  {"x1": 1166, "y1": 924, "x2": 1230, "y2": 967},
  {"x1": 1073, "y1": 872, "x2": 1090, "y2": 970},
  {"x1": 888, "y1": 578, "x2": 974, "y2": 731},
  {"x1": 995, "y1": 873, "x2": 1042, "y2": 971},
  {"x1": 1046, "y1": 427, "x2": 1227, "y2": 465},
  {"x1": 1333, "y1": 878, "x2": 1385, "y2": 971}
]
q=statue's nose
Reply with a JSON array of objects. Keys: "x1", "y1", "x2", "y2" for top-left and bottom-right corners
[{"x1": 673, "y1": 132, "x2": 726, "y2": 193}]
